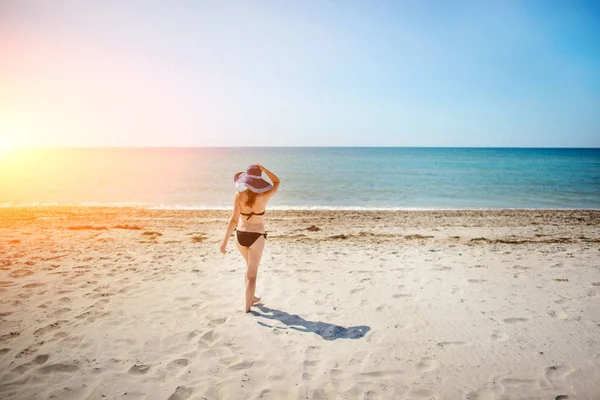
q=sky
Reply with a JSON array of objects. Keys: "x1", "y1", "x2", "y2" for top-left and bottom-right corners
[{"x1": 0, "y1": 0, "x2": 599, "y2": 147}]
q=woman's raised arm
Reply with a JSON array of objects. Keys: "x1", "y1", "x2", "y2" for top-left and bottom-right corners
[{"x1": 256, "y1": 164, "x2": 280, "y2": 195}]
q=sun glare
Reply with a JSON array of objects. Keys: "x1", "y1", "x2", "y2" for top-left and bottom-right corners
[{"x1": 0, "y1": 135, "x2": 16, "y2": 154}]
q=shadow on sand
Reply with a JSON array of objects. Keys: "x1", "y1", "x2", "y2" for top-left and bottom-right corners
[{"x1": 251, "y1": 305, "x2": 370, "y2": 341}]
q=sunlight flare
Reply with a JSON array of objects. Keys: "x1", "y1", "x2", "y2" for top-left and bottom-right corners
[{"x1": 0, "y1": 133, "x2": 16, "y2": 153}]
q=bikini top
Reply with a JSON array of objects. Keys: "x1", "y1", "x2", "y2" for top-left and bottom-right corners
[{"x1": 240, "y1": 210, "x2": 265, "y2": 220}]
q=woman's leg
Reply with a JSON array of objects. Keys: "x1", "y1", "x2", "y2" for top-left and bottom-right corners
[
  {"x1": 237, "y1": 244, "x2": 249, "y2": 263},
  {"x1": 245, "y1": 236, "x2": 265, "y2": 313},
  {"x1": 236, "y1": 236, "x2": 261, "y2": 306}
]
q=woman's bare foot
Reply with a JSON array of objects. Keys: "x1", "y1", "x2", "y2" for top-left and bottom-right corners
[{"x1": 244, "y1": 297, "x2": 261, "y2": 313}]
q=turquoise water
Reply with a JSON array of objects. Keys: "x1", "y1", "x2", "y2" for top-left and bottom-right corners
[{"x1": 1, "y1": 147, "x2": 599, "y2": 209}]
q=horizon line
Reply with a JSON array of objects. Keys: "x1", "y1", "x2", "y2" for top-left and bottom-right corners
[{"x1": 4, "y1": 145, "x2": 600, "y2": 149}]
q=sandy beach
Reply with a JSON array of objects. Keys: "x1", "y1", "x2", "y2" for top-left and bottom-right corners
[{"x1": 0, "y1": 207, "x2": 599, "y2": 399}]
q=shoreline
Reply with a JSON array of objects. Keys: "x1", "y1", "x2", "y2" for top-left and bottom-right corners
[
  {"x1": 2, "y1": 206, "x2": 599, "y2": 228},
  {"x1": 2, "y1": 207, "x2": 599, "y2": 248},
  {"x1": 2, "y1": 205, "x2": 599, "y2": 214}
]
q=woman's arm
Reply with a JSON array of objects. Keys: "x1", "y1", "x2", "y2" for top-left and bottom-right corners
[
  {"x1": 220, "y1": 193, "x2": 241, "y2": 254},
  {"x1": 256, "y1": 164, "x2": 280, "y2": 196}
]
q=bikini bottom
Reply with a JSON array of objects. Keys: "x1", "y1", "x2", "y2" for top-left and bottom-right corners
[{"x1": 236, "y1": 230, "x2": 267, "y2": 247}]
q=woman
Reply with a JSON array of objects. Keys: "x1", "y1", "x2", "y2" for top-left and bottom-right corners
[{"x1": 220, "y1": 164, "x2": 280, "y2": 313}]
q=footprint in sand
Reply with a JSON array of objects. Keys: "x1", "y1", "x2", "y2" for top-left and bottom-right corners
[
  {"x1": 547, "y1": 310, "x2": 568, "y2": 320},
  {"x1": 117, "y1": 285, "x2": 134, "y2": 294},
  {"x1": 0, "y1": 348, "x2": 10, "y2": 358},
  {"x1": 218, "y1": 354, "x2": 239, "y2": 365},
  {"x1": 23, "y1": 282, "x2": 45, "y2": 289},
  {"x1": 491, "y1": 330, "x2": 510, "y2": 342},
  {"x1": 11, "y1": 354, "x2": 50, "y2": 375},
  {"x1": 554, "y1": 296, "x2": 571, "y2": 305},
  {"x1": 75, "y1": 311, "x2": 93, "y2": 320},
  {"x1": 33, "y1": 320, "x2": 67, "y2": 336},
  {"x1": 229, "y1": 360, "x2": 253, "y2": 370},
  {"x1": 37, "y1": 362, "x2": 79, "y2": 374},
  {"x1": 471, "y1": 264, "x2": 487, "y2": 269},
  {"x1": 302, "y1": 345, "x2": 322, "y2": 381},
  {"x1": 52, "y1": 332, "x2": 69, "y2": 341},
  {"x1": 392, "y1": 293, "x2": 411, "y2": 299},
  {"x1": 91, "y1": 298, "x2": 111, "y2": 308},
  {"x1": 187, "y1": 330, "x2": 201, "y2": 341},
  {"x1": 32, "y1": 354, "x2": 49, "y2": 364},
  {"x1": 499, "y1": 377, "x2": 539, "y2": 389},
  {"x1": 89, "y1": 292, "x2": 115, "y2": 299},
  {"x1": 167, "y1": 358, "x2": 189, "y2": 370},
  {"x1": 545, "y1": 365, "x2": 575, "y2": 381},
  {"x1": 167, "y1": 386, "x2": 193, "y2": 400},
  {"x1": 18, "y1": 292, "x2": 34, "y2": 299},
  {"x1": 128, "y1": 364, "x2": 151, "y2": 374},
  {"x1": 330, "y1": 367, "x2": 344, "y2": 380},
  {"x1": 92, "y1": 285, "x2": 110, "y2": 293},
  {"x1": 52, "y1": 308, "x2": 72, "y2": 317},
  {"x1": 16, "y1": 341, "x2": 45, "y2": 358},
  {"x1": 437, "y1": 341, "x2": 466, "y2": 348},
  {"x1": 10, "y1": 270, "x2": 34, "y2": 278},
  {"x1": 208, "y1": 316, "x2": 227, "y2": 327},
  {"x1": 414, "y1": 357, "x2": 439, "y2": 372},
  {"x1": 502, "y1": 317, "x2": 529, "y2": 324},
  {"x1": 38, "y1": 301, "x2": 52, "y2": 309},
  {"x1": 85, "y1": 311, "x2": 110, "y2": 323},
  {"x1": 0, "y1": 331, "x2": 21, "y2": 344},
  {"x1": 197, "y1": 330, "x2": 221, "y2": 348},
  {"x1": 406, "y1": 388, "x2": 439, "y2": 398},
  {"x1": 468, "y1": 279, "x2": 488, "y2": 283},
  {"x1": 465, "y1": 389, "x2": 499, "y2": 400}
]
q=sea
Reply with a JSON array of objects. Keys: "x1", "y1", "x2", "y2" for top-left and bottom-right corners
[{"x1": 1, "y1": 147, "x2": 599, "y2": 210}]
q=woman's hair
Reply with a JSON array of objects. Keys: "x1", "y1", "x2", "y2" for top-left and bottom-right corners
[{"x1": 244, "y1": 190, "x2": 257, "y2": 207}]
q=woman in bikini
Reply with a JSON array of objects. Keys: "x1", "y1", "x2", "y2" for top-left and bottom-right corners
[{"x1": 220, "y1": 164, "x2": 280, "y2": 313}]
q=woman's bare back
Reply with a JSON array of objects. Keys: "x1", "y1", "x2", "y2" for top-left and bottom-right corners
[{"x1": 237, "y1": 192, "x2": 271, "y2": 233}]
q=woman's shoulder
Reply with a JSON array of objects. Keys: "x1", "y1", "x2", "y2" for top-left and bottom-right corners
[{"x1": 258, "y1": 188, "x2": 277, "y2": 200}]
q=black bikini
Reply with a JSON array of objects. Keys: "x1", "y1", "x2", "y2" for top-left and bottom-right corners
[
  {"x1": 236, "y1": 230, "x2": 267, "y2": 247},
  {"x1": 236, "y1": 210, "x2": 267, "y2": 247},
  {"x1": 240, "y1": 211, "x2": 265, "y2": 220}
]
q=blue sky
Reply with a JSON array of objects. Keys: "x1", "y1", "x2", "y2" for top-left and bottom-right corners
[{"x1": 0, "y1": 0, "x2": 599, "y2": 147}]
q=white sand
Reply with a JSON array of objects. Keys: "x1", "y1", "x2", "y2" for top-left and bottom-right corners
[{"x1": 1, "y1": 208, "x2": 599, "y2": 399}]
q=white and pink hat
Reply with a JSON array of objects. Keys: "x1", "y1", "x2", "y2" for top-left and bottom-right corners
[{"x1": 234, "y1": 165, "x2": 273, "y2": 193}]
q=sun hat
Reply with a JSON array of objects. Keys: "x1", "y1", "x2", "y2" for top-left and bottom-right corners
[{"x1": 234, "y1": 165, "x2": 274, "y2": 193}]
